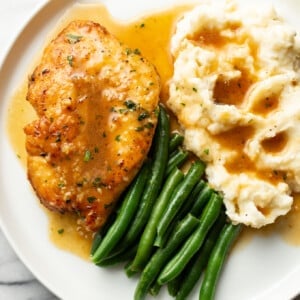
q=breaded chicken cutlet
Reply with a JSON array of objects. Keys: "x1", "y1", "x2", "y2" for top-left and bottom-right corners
[{"x1": 24, "y1": 20, "x2": 160, "y2": 232}]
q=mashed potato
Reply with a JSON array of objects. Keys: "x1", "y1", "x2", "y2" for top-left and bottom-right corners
[{"x1": 168, "y1": 0, "x2": 300, "y2": 227}]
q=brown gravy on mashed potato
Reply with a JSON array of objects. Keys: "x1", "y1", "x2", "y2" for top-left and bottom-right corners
[
  {"x1": 168, "y1": 0, "x2": 300, "y2": 228},
  {"x1": 6, "y1": 2, "x2": 300, "y2": 258}
]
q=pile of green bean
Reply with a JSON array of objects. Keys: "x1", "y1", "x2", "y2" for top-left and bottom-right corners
[{"x1": 90, "y1": 104, "x2": 242, "y2": 300}]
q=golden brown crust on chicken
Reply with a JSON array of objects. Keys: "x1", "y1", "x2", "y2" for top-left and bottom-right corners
[{"x1": 24, "y1": 20, "x2": 160, "y2": 232}]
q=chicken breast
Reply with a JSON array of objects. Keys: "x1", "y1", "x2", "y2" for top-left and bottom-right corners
[{"x1": 24, "y1": 20, "x2": 160, "y2": 232}]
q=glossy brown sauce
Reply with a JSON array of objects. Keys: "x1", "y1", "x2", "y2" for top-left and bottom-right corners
[
  {"x1": 261, "y1": 131, "x2": 288, "y2": 153},
  {"x1": 7, "y1": 3, "x2": 300, "y2": 258},
  {"x1": 225, "y1": 153, "x2": 286, "y2": 186},
  {"x1": 214, "y1": 126, "x2": 254, "y2": 150},
  {"x1": 47, "y1": 207, "x2": 92, "y2": 259},
  {"x1": 7, "y1": 82, "x2": 36, "y2": 166},
  {"x1": 213, "y1": 69, "x2": 255, "y2": 106},
  {"x1": 191, "y1": 28, "x2": 228, "y2": 48},
  {"x1": 190, "y1": 22, "x2": 241, "y2": 49},
  {"x1": 190, "y1": 23, "x2": 258, "y2": 107},
  {"x1": 251, "y1": 93, "x2": 280, "y2": 116},
  {"x1": 213, "y1": 126, "x2": 286, "y2": 187}
]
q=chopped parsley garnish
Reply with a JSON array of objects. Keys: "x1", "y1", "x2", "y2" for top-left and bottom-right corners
[
  {"x1": 92, "y1": 177, "x2": 102, "y2": 188},
  {"x1": 144, "y1": 122, "x2": 154, "y2": 129},
  {"x1": 55, "y1": 132, "x2": 61, "y2": 143},
  {"x1": 135, "y1": 126, "x2": 144, "y2": 132},
  {"x1": 203, "y1": 148, "x2": 210, "y2": 155},
  {"x1": 115, "y1": 135, "x2": 121, "y2": 142},
  {"x1": 75, "y1": 210, "x2": 82, "y2": 217},
  {"x1": 192, "y1": 87, "x2": 198, "y2": 92},
  {"x1": 58, "y1": 182, "x2": 65, "y2": 188},
  {"x1": 66, "y1": 33, "x2": 83, "y2": 44},
  {"x1": 76, "y1": 181, "x2": 83, "y2": 187},
  {"x1": 138, "y1": 111, "x2": 150, "y2": 121},
  {"x1": 119, "y1": 108, "x2": 128, "y2": 114},
  {"x1": 125, "y1": 48, "x2": 141, "y2": 55},
  {"x1": 67, "y1": 55, "x2": 73, "y2": 67},
  {"x1": 83, "y1": 150, "x2": 92, "y2": 162},
  {"x1": 124, "y1": 100, "x2": 137, "y2": 111},
  {"x1": 140, "y1": 23, "x2": 145, "y2": 28},
  {"x1": 125, "y1": 48, "x2": 132, "y2": 55},
  {"x1": 87, "y1": 196, "x2": 96, "y2": 203},
  {"x1": 57, "y1": 228, "x2": 64, "y2": 234},
  {"x1": 104, "y1": 202, "x2": 113, "y2": 209}
]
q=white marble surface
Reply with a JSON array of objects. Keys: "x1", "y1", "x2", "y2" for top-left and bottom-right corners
[
  {"x1": 0, "y1": 1, "x2": 58, "y2": 299},
  {"x1": 0, "y1": 233, "x2": 58, "y2": 300}
]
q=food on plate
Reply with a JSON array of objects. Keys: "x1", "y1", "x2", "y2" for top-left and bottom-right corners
[
  {"x1": 24, "y1": 20, "x2": 160, "y2": 232},
  {"x1": 167, "y1": 0, "x2": 300, "y2": 228},
  {"x1": 12, "y1": 0, "x2": 300, "y2": 299},
  {"x1": 91, "y1": 106, "x2": 241, "y2": 300},
  {"x1": 92, "y1": 104, "x2": 170, "y2": 264}
]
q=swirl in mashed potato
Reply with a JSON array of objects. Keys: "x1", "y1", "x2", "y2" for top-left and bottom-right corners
[{"x1": 168, "y1": 0, "x2": 300, "y2": 227}]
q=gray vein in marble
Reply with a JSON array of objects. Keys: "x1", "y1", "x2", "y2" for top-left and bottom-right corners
[
  {"x1": 0, "y1": 279, "x2": 36, "y2": 286},
  {"x1": 0, "y1": 230, "x2": 59, "y2": 300}
]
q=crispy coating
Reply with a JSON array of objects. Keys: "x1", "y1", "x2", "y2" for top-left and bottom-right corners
[{"x1": 24, "y1": 20, "x2": 160, "y2": 232}]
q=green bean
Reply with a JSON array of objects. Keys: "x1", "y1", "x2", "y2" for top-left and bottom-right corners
[
  {"x1": 175, "y1": 212, "x2": 226, "y2": 300},
  {"x1": 149, "y1": 281, "x2": 161, "y2": 296},
  {"x1": 129, "y1": 168, "x2": 184, "y2": 272},
  {"x1": 167, "y1": 148, "x2": 179, "y2": 162},
  {"x1": 91, "y1": 161, "x2": 151, "y2": 264},
  {"x1": 134, "y1": 214, "x2": 200, "y2": 300},
  {"x1": 166, "y1": 150, "x2": 189, "y2": 176},
  {"x1": 169, "y1": 132, "x2": 184, "y2": 153},
  {"x1": 169, "y1": 150, "x2": 179, "y2": 162},
  {"x1": 96, "y1": 244, "x2": 138, "y2": 267},
  {"x1": 154, "y1": 180, "x2": 206, "y2": 248},
  {"x1": 167, "y1": 276, "x2": 181, "y2": 297},
  {"x1": 176, "y1": 180, "x2": 206, "y2": 220},
  {"x1": 156, "y1": 160, "x2": 205, "y2": 242},
  {"x1": 90, "y1": 205, "x2": 119, "y2": 255},
  {"x1": 90, "y1": 232, "x2": 103, "y2": 256},
  {"x1": 190, "y1": 184, "x2": 214, "y2": 217},
  {"x1": 158, "y1": 193, "x2": 223, "y2": 284},
  {"x1": 153, "y1": 219, "x2": 173, "y2": 248},
  {"x1": 200, "y1": 223, "x2": 242, "y2": 300},
  {"x1": 125, "y1": 260, "x2": 138, "y2": 278},
  {"x1": 111, "y1": 104, "x2": 170, "y2": 256}
]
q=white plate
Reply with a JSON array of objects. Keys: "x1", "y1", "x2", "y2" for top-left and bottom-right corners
[{"x1": 1, "y1": 0, "x2": 300, "y2": 299}]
